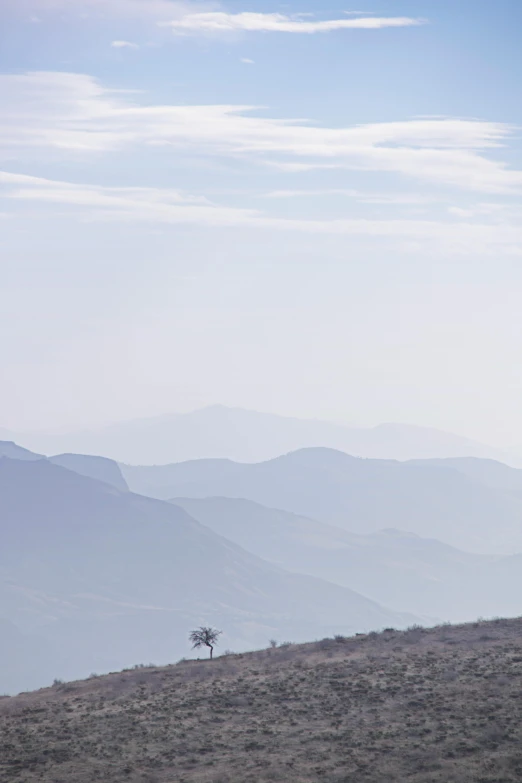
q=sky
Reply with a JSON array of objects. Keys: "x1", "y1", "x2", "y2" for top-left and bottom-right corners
[{"x1": 1, "y1": 0, "x2": 522, "y2": 446}]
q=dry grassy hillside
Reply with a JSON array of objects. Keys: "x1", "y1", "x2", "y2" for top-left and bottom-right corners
[{"x1": 2, "y1": 619, "x2": 522, "y2": 783}]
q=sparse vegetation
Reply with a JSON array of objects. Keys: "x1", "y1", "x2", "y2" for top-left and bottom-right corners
[
  {"x1": 2, "y1": 618, "x2": 522, "y2": 782},
  {"x1": 189, "y1": 626, "x2": 222, "y2": 660}
]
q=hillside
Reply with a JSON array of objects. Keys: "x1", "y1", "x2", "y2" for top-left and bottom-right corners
[
  {"x1": 123, "y1": 448, "x2": 522, "y2": 553},
  {"x1": 408, "y1": 456, "x2": 522, "y2": 497},
  {"x1": 2, "y1": 618, "x2": 522, "y2": 782},
  {"x1": 173, "y1": 496, "x2": 522, "y2": 622},
  {"x1": 0, "y1": 457, "x2": 413, "y2": 694},
  {"x1": 0, "y1": 441, "x2": 42, "y2": 461},
  {"x1": 48, "y1": 453, "x2": 128, "y2": 491},
  {"x1": 9, "y1": 406, "x2": 516, "y2": 466},
  {"x1": 0, "y1": 440, "x2": 128, "y2": 489}
]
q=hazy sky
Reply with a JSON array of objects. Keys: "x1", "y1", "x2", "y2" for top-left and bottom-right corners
[{"x1": 1, "y1": 0, "x2": 522, "y2": 445}]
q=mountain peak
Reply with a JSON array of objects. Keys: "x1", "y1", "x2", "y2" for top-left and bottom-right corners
[{"x1": 3, "y1": 407, "x2": 517, "y2": 467}]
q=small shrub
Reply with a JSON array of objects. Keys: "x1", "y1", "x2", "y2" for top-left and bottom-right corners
[
  {"x1": 227, "y1": 695, "x2": 250, "y2": 707},
  {"x1": 442, "y1": 669, "x2": 458, "y2": 682}
]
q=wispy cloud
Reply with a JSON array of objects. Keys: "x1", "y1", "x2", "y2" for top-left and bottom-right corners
[
  {"x1": 111, "y1": 40, "x2": 139, "y2": 49},
  {"x1": 265, "y1": 189, "x2": 436, "y2": 205},
  {"x1": 160, "y1": 11, "x2": 424, "y2": 35},
  {"x1": 1, "y1": 72, "x2": 521, "y2": 194},
  {"x1": 2, "y1": 170, "x2": 521, "y2": 256},
  {"x1": 0, "y1": 171, "x2": 259, "y2": 226},
  {"x1": 241, "y1": 58, "x2": 255, "y2": 64},
  {"x1": 10, "y1": 0, "x2": 209, "y2": 20},
  {"x1": 448, "y1": 202, "x2": 522, "y2": 221}
]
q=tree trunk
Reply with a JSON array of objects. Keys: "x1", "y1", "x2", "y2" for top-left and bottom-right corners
[{"x1": 209, "y1": 645, "x2": 213, "y2": 660}]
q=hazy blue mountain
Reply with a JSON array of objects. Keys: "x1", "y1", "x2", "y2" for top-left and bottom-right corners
[
  {"x1": 408, "y1": 456, "x2": 522, "y2": 498},
  {"x1": 123, "y1": 447, "x2": 522, "y2": 554},
  {"x1": 0, "y1": 457, "x2": 415, "y2": 694},
  {"x1": 0, "y1": 440, "x2": 42, "y2": 461},
  {"x1": 49, "y1": 453, "x2": 128, "y2": 491},
  {"x1": 9, "y1": 406, "x2": 517, "y2": 466},
  {"x1": 0, "y1": 439, "x2": 127, "y2": 490},
  {"x1": 173, "y1": 497, "x2": 522, "y2": 622}
]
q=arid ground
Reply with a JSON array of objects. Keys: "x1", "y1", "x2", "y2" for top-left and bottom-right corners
[{"x1": 2, "y1": 618, "x2": 522, "y2": 782}]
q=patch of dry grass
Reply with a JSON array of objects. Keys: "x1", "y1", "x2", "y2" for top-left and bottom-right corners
[{"x1": 2, "y1": 618, "x2": 522, "y2": 782}]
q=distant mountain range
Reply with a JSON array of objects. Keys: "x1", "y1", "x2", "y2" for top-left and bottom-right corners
[
  {"x1": 49, "y1": 452, "x2": 129, "y2": 491},
  {"x1": 0, "y1": 457, "x2": 416, "y2": 694},
  {"x1": 173, "y1": 496, "x2": 522, "y2": 623},
  {"x1": 5, "y1": 431, "x2": 522, "y2": 695},
  {"x1": 2, "y1": 405, "x2": 516, "y2": 466},
  {"x1": 0, "y1": 440, "x2": 42, "y2": 461},
  {"x1": 123, "y1": 447, "x2": 522, "y2": 554},
  {"x1": 0, "y1": 440, "x2": 128, "y2": 490}
]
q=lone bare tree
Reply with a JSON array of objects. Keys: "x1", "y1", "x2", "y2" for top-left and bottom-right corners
[{"x1": 189, "y1": 627, "x2": 222, "y2": 660}]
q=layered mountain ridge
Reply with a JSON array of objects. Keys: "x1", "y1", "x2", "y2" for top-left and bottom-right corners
[
  {"x1": 123, "y1": 447, "x2": 522, "y2": 553},
  {"x1": 0, "y1": 456, "x2": 414, "y2": 694},
  {"x1": 3, "y1": 405, "x2": 516, "y2": 466}
]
